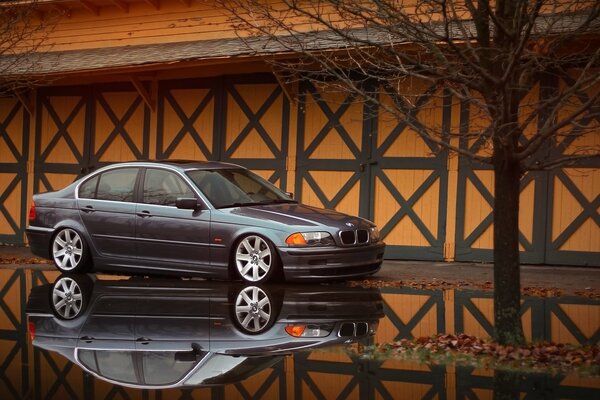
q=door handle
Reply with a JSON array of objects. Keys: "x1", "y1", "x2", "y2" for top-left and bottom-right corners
[
  {"x1": 80, "y1": 335, "x2": 94, "y2": 343},
  {"x1": 136, "y1": 210, "x2": 151, "y2": 218},
  {"x1": 136, "y1": 337, "x2": 152, "y2": 345},
  {"x1": 80, "y1": 205, "x2": 95, "y2": 213}
]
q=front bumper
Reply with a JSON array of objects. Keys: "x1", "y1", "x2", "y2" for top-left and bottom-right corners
[
  {"x1": 26, "y1": 226, "x2": 54, "y2": 259},
  {"x1": 278, "y1": 242, "x2": 385, "y2": 281}
]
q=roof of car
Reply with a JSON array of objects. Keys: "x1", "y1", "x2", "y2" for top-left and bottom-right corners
[{"x1": 101, "y1": 160, "x2": 243, "y2": 171}]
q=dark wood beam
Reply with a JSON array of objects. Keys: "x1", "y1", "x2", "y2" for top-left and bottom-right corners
[
  {"x1": 14, "y1": 89, "x2": 35, "y2": 116},
  {"x1": 143, "y1": 0, "x2": 160, "y2": 10},
  {"x1": 79, "y1": 0, "x2": 99, "y2": 15},
  {"x1": 130, "y1": 76, "x2": 155, "y2": 112},
  {"x1": 110, "y1": 0, "x2": 129, "y2": 12}
]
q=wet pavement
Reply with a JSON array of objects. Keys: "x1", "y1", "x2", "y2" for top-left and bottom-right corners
[{"x1": 1, "y1": 266, "x2": 598, "y2": 399}]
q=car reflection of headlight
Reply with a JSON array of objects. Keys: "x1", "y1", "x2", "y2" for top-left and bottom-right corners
[
  {"x1": 285, "y1": 232, "x2": 335, "y2": 246},
  {"x1": 285, "y1": 324, "x2": 333, "y2": 337},
  {"x1": 370, "y1": 226, "x2": 380, "y2": 243}
]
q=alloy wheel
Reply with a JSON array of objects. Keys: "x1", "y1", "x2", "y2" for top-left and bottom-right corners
[
  {"x1": 235, "y1": 235, "x2": 272, "y2": 282},
  {"x1": 52, "y1": 276, "x2": 84, "y2": 319},
  {"x1": 52, "y1": 229, "x2": 84, "y2": 271},
  {"x1": 234, "y1": 286, "x2": 272, "y2": 333}
]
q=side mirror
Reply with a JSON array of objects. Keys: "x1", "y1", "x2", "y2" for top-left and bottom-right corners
[
  {"x1": 285, "y1": 192, "x2": 294, "y2": 199},
  {"x1": 176, "y1": 197, "x2": 202, "y2": 210}
]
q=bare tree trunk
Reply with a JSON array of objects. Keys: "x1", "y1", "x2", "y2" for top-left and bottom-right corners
[{"x1": 493, "y1": 144, "x2": 525, "y2": 344}]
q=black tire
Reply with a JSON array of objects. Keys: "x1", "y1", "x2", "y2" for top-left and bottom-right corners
[
  {"x1": 51, "y1": 228, "x2": 90, "y2": 273},
  {"x1": 233, "y1": 234, "x2": 281, "y2": 283},
  {"x1": 50, "y1": 274, "x2": 92, "y2": 320}
]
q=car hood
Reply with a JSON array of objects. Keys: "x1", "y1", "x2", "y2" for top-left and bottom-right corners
[{"x1": 226, "y1": 203, "x2": 372, "y2": 230}]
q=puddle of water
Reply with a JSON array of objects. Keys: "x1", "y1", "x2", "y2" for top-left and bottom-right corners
[{"x1": 0, "y1": 268, "x2": 598, "y2": 398}]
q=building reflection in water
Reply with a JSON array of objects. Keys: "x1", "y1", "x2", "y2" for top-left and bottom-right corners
[{"x1": 0, "y1": 268, "x2": 598, "y2": 399}]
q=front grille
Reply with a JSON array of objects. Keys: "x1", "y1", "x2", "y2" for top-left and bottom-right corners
[
  {"x1": 339, "y1": 229, "x2": 369, "y2": 245},
  {"x1": 338, "y1": 322, "x2": 370, "y2": 337}
]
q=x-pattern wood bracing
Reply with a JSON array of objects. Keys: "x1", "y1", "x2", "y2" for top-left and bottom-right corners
[
  {"x1": 230, "y1": 365, "x2": 285, "y2": 400},
  {"x1": 0, "y1": 175, "x2": 26, "y2": 238},
  {"x1": 373, "y1": 84, "x2": 449, "y2": 256},
  {"x1": 0, "y1": 102, "x2": 24, "y2": 163},
  {"x1": 38, "y1": 96, "x2": 86, "y2": 166},
  {"x1": 456, "y1": 365, "x2": 600, "y2": 399},
  {"x1": 375, "y1": 170, "x2": 442, "y2": 246},
  {"x1": 379, "y1": 81, "x2": 443, "y2": 157},
  {"x1": 294, "y1": 351, "x2": 445, "y2": 400},
  {"x1": 454, "y1": 291, "x2": 600, "y2": 345},
  {"x1": 381, "y1": 288, "x2": 446, "y2": 341},
  {"x1": 545, "y1": 298, "x2": 600, "y2": 346},
  {"x1": 92, "y1": 92, "x2": 147, "y2": 165},
  {"x1": 455, "y1": 100, "x2": 545, "y2": 261},
  {"x1": 544, "y1": 72, "x2": 600, "y2": 264},
  {"x1": 297, "y1": 81, "x2": 363, "y2": 210},
  {"x1": 225, "y1": 85, "x2": 283, "y2": 159},
  {"x1": 223, "y1": 81, "x2": 289, "y2": 185},
  {"x1": 35, "y1": 92, "x2": 88, "y2": 193},
  {"x1": 159, "y1": 88, "x2": 215, "y2": 160},
  {"x1": 0, "y1": 270, "x2": 28, "y2": 398},
  {"x1": 294, "y1": 352, "x2": 366, "y2": 400},
  {"x1": 549, "y1": 169, "x2": 600, "y2": 252},
  {"x1": 36, "y1": 349, "x2": 80, "y2": 399}
]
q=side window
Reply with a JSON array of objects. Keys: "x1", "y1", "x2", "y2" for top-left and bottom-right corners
[
  {"x1": 79, "y1": 350, "x2": 138, "y2": 384},
  {"x1": 79, "y1": 175, "x2": 99, "y2": 199},
  {"x1": 143, "y1": 169, "x2": 195, "y2": 206},
  {"x1": 96, "y1": 168, "x2": 138, "y2": 202}
]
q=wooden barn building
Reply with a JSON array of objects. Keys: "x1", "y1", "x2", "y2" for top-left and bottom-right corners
[{"x1": 0, "y1": 0, "x2": 598, "y2": 266}]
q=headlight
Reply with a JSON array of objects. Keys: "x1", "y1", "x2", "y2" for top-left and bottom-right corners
[
  {"x1": 285, "y1": 232, "x2": 335, "y2": 246},
  {"x1": 370, "y1": 226, "x2": 380, "y2": 243}
]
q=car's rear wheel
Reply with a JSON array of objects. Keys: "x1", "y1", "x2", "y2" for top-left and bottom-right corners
[
  {"x1": 234, "y1": 235, "x2": 279, "y2": 283},
  {"x1": 51, "y1": 274, "x2": 91, "y2": 320},
  {"x1": 52, "y1": 228, "x2": 89, "y2": 273}
]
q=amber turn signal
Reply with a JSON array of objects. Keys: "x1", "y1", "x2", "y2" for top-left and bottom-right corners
[
  {"x1": 285, "y1": 325, "x2": 306, "y2": 337},
  {"x1": 285, "y1": 233, "x2": 307, "y2": 246}
]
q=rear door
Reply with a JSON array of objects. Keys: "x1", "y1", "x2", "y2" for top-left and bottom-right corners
[{"x1": 77, "y1": 167, "x2": 140, "y2": 258}]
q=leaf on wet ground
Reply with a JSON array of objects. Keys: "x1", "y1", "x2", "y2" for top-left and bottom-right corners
[
  {"x1": 359, "y1": 333, "x2": 600, "y2": 375},
  {"x1": 349, "y1": 278, "x2": 598, "y2": 298},
  {"x1": 0, "y1": 256, "x2": 52, "y2": 265}
]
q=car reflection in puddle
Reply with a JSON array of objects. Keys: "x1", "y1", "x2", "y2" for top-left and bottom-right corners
[{"x1": 26, "y1": 274, "x2": 384, "y2": 389}]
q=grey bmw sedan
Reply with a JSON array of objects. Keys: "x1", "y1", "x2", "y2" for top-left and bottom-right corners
[{"x1": 26, "y1": 160, "x2": 385, "y2": 282}]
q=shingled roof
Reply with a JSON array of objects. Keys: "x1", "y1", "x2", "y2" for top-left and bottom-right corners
[{"x1": 0, "y1": 30, "x2": 361, "y2": 76}]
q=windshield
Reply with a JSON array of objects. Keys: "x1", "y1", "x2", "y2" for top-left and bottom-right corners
[{"x1": 186, "y1": 168, "x2": 295, "y2": 209}]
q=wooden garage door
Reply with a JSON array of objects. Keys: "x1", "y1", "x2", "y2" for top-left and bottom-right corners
[
  {"x1": 296, "y1": 81, "x2": 369, "y2": 219},
  {"x1": 157, "y1": 78, "x2": 220, "y2": 161},
  {"x1": 296, "y1": 80, "x2": 448, "y2": 260},
  {"x1": 0, "y1": 98, "x2": 29, "y2": 244},
  {"x1": 373, "y1": 81, "x2": 449, "y2": 260},
  {"x1": 455, "y1": 73, "x2": 599, "y2": 266},
  {"x1": 35, "y1": 84, "x2": 149, "y2": 193},
  {"x1": 158, "y1": 74, "x2": 289, "y2": 187},
  {"x1": 545, "y1": 71, "x2": 600, "y2": 266},
  {"x1": 222, "y1": 74, "x2": 290, "y2": 187}
]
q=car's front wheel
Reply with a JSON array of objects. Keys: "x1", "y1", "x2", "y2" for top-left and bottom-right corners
[
  {"x1": 234, "y1": 235, "x2": 280, "y2": 283},
  {"x1": 52, "y1": 228, "x2": 89, "y2": 273},
  {"x1": 233, "y1": 285, "x2": 274, "y2": 334}
]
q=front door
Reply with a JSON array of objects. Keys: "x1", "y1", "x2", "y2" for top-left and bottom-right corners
[{"x1": 135, "y1": 168, "x2": 211, "y2": 268}]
